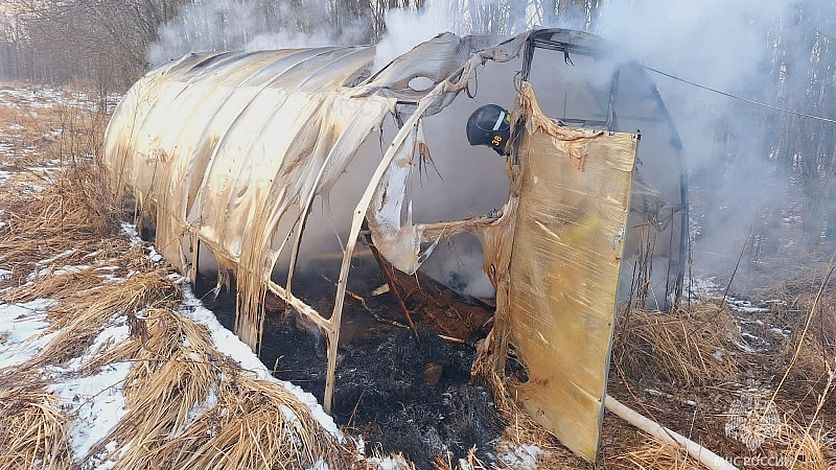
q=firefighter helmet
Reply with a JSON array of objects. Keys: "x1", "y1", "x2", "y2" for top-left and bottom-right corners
[{"x1": 466, "y1": 104, "x2": 511, "y2": 155}]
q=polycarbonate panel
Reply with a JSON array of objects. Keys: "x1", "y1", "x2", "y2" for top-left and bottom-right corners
[{"x1": 507, "y1": 85, "x2": 637, "y2": 462}]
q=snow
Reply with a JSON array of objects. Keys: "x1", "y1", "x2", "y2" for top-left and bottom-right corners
[
  {"x1": 305, "y1": 459, "x2": 330, "y2": 470},
  {"x1": 0, "y1": 299, "x2": 57, "y2": 368},
  {"x1": 119, "y1": 222, "x2": 142, "y2": 244},
  {"x1": 728, "y1": 299, "x2": 769, "y2": 313},
  {"x1": 769, "y1": 327, "x2": 790, "y2": 338},
  {"x1": 364, "y1": 455, "x2": 415, "y2": 470},
  {"x1": 498, "y1": 444, "x2": 543, "y2": 469},
  {"x1": 49, "y1": 361, "x2": 132, "y2": 460},
  {"x1": 147, "y1": 245, "x2": 163, "y2": 263},
  {"x1": 67, "y1": 316, "x2": 131, "y2": 371},
  {"x1": 38, "y1": 249, "x2": 77, "y2": 266},
  {"x1": 0, "y1": 86, "x2": 122, "y2": 113}
]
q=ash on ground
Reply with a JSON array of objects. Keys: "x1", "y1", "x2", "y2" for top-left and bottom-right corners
[{"x1": 196, "y1": 274, "x2": 503, "y2": 469}]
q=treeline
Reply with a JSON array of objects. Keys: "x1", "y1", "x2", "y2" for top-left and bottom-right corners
[
  {"x1": 0, "y1": 0, "x2": 182, "y2": 93},
  {"x1": 0, "y1": 0, "x2": 598, "y2": 92}
]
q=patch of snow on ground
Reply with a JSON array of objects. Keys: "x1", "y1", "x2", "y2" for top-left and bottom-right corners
[
  {"x1": 499, "y1": 444, "x2": 542, "y2": 469},
  {"x1": 727, "y1": 299, "x2": 769, "y2": 313},
  {"x1": 185, "y1": 389, "x2": 219, "y2": 427},
  {"x1": 67, "y1": 316, "x2": 131, "y2": 371},
  {"x1": 0, "y1": 299, "x2": 58, "y2": 368},
  {"x1": 49, "y1": 361, "x2": 132, "y2": 460},
  {"x1": 38, "y1": 248, "x2": 77, "y2": 266},
  {"x1": 686, "y1": 275, "x2": 721, "y2": 301},
  {"x1": 305, "y1": 459, "x2": 330, "y2": 470},
  {"x1": 30, "y1": 265, "x2": 92, "y2": 280},
  {"x1": 364, "y1": 455, "x2": 415, "y2": 470},
  {"x1": 119, "y1": 222, "x2": 142, "y2": 244}
]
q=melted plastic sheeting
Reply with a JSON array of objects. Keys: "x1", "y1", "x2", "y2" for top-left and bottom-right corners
[
  {"x1": 506, "y1": 85, "x2": 637, "y2": 461},
  {"x1": 103, "y1": 29, "x2": 683, "y2": 464},
  {"x1": 103, "y1": 47, "x2": 394, "y2": 348}
]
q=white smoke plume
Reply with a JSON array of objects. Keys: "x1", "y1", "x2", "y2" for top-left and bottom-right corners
[
  {"x1": 594, "y1": 0, "x2": 818, "y2": 287},
  {"x1": 147, "y1": 0, "x2": 368, "y2": 66}
]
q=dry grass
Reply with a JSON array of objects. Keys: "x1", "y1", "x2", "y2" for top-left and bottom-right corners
[
  {"x1": 4, "y1": 266, "x2": 105, "y2": 303},
  {"x1": 2, "y1": 239, "x2": 146, "y2": 304},
  {"x1": 775, "y1": 284, "x2": 835, "y2": 386},
  {"x1": 21, "y1": 268, "x2": 178, "y2": 370},
  {"x1": 613, "y1": 437, "x2": 702, "y2": 470},
  {"x1": 0, "y1": 371, "x2": 71, "y2": 470},
  {"x1": 0, "y1": 88, "x2": 349, "y2": 470},
  {"x1": 167, "y1": 375, "x2": 347, "y2": 469},
  {"x1": 778, "y1": 334, "x2": 832, "y2": 384},
  {"x1": 0, "y1": 96, "x2": 116, "y2": 287},
  {"x1": 778, "y1": 419, "x2": 835, "y2": 470},
  {"x1": 83, "y1": 307, "x2": 348, "y2": 469},
  {"x1": 613, "y1": 303, "x2": 743, "y2": 387},
  {"x1": 0, "y1": 165, "x2": 119, "y2": 286}
]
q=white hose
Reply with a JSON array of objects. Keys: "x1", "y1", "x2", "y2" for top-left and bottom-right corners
[{"x1": 605, "y1": 395, "x2": 739, "y2": 470}]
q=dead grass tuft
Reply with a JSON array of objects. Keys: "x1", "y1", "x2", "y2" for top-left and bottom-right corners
[
  {"x1": 4, "y1": 266, "x2": 103, "y2": 303},
  {"x1": 2, "y1": 241, "x2": 150, "y2": 304},
  {"x1": 614, "y1": 437, "x2": 702, "y2": 470},
  {"x1": 778, "y1": 334, "x2": 832, "y2": 384},
  {"x1": 758, "y1": 415, "x2": 836, "y2": 470},
  {"x1": 165, "y1": 374, "x2": 347, "y2": 470},
  {"x1": 613, "y1": 303, "x2": 743, "y2": 387},
  {"x1": 22, "y1": 268, "x2": 178, "y2": 370},
  {"x1": 0, "y1": 164, "x2": 120, "y2": 283},
  {"x1": 81, "y1": 304, "x2": 349, "y2": 469},
  {"x1": 0, "y1": 372, "x2": 72, "y2": 470}
]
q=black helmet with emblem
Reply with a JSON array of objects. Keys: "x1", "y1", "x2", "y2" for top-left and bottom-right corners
[{"x1": 466, "y1": 104, "x2": 511, "y2": 155}]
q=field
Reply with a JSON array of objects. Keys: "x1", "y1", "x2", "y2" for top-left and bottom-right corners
[{"x1": 0, "y1": 83, "x2": 833, "y2": 470}]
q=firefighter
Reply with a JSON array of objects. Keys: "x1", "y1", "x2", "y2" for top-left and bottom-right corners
[{"x1": 465, "y1": 104, "x2": 512, "y2": 156}]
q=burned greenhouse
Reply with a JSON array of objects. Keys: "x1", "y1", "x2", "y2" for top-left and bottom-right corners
[{"x1": 102, "y1": 28, "x2": 688, "y2": 462}]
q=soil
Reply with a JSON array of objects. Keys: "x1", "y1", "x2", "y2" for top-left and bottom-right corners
[{"x1": 194, "y1": 261, "x2": 502, "y2": 469}]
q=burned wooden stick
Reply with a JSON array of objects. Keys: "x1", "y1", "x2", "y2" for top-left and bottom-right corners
[
  {"x1": 369, "y1": 243, "x2": 420, "y2": 341},
  {"x1": 362, "y1": 223, "x2": 420, "y2": 341}
]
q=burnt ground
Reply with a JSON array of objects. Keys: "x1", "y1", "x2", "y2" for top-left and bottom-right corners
[{"x1": 194, "y1": 259, "x2": 502, "y2": 469}]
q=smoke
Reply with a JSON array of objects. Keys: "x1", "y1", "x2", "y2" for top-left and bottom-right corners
[
  {"x1": 382, "y1": 0, "x2": 832, "y2": 295},
  {"x1": 147, "y1": 0, "x2": 367, "y2": 66},
  {"x1": 151, "y1": 0, "x2": 833, "y2": 298},
  {"x1": 594, "y1": 0, "x2": 808, "y2": 286},
  {"x1": 372, "y1": 3, "x2": 459, "y2": 70}
]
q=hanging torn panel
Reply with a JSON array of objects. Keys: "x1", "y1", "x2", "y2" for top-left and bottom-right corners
[{"x1": 505, "y1": 83, "x2": 637, "y2": 461}]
